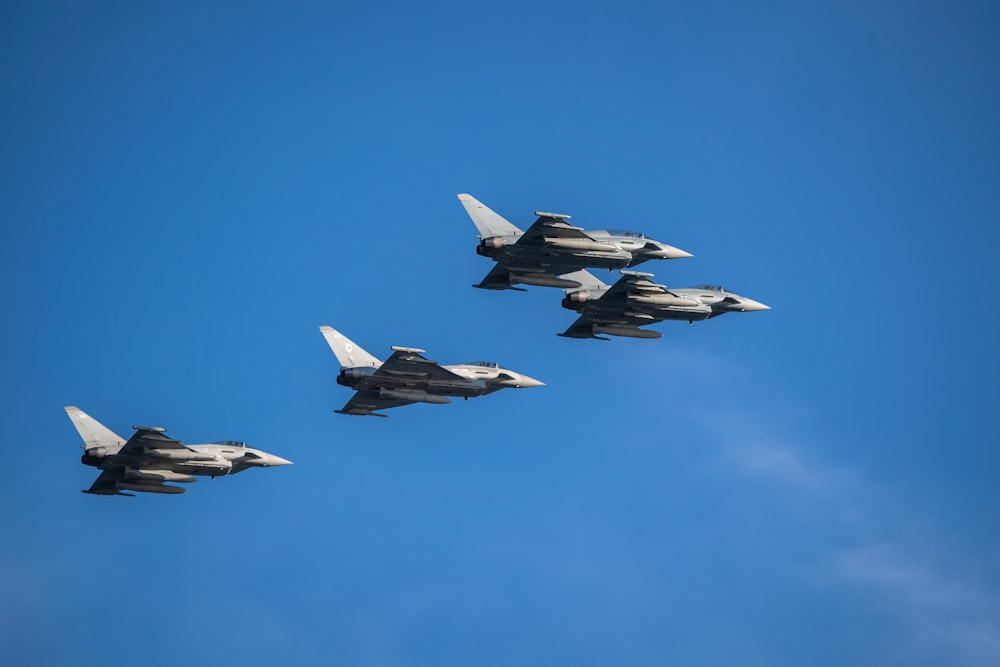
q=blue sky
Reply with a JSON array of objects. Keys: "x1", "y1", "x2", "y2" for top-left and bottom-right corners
[{"x1": 2, "y1": 1, "x2": 999, "y2": 665}]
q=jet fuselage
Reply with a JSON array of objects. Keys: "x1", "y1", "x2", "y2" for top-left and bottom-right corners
[
  {"x1": 337, "y1": 362, "x2": 542, "y2": 400},
  {"x1": 561, "y1": 281, "x2": 770, "y2": 336},
  {"x1": 478, "y1": 230, "x2": 687, "y2": 275},
  {"x1": 563, "y1": 292, "x2": 713, "y2": 323},
  {"x1": 82, "y1": 441, "x2": 291, "y2": 480}
]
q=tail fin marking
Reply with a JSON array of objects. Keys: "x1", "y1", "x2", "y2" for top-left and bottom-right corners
[
  {"x1": 64, "y1": 407, "x2": 127, "y2": 451},
  {"x1": 457, "y1": 194, "x2": 522, "y2": 238},
  {"x1": 319, "y1": 326, "x2": 382, "y2": 369}
]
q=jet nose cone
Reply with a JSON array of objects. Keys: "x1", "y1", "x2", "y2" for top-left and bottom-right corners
[
  {"x1": 516, "y1": 374, "x2": 545, "y2": 388},
  {"x1": 739, "y1": 298, "x2": 770, "y2": 312},
  {"x1": 665, "y1": 245, "x2": 693, "y2": 259},
  {"x1": 264, "y1": 454, "x2": 293, "y2": 467},
  {"x1": 645, "y1": 243, "x2": 692, "y2": 260}
]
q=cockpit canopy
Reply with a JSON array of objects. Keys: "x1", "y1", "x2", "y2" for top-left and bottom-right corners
[
  {"x1": 468, "y1": 361, "x2": 499, "y2": 369},
  {"x1": 692, "y1": 284, "x2": 726, "y2": 293},
  {"x1": 601, "y1": 230, "x2": 646, "y2": 239},
  {"x1": 213, "y1": 440, "x2": 247, "y2": 448}
]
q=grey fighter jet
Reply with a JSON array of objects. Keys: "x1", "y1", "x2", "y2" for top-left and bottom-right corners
[
  {"x1": 558, "y1": 269, "x2": 770, "y2": 340},
  {"x1": 458, "y1": 193, "x2": 692, "y2": 291},
  {"x1": 320, "y1": 326, "x2": 544, "y2": 417},
  {"x1": 66, "y1": 406, "x2": 292, "y2": 496}
]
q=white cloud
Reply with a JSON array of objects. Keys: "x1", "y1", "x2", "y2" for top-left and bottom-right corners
[
  {"x1": 616, "y1": 343, "x2": 1000, "y2": 665},
  {"x1": 833, "y1": 544, "x2": 1000, "y2": 667},
  {"x1": 693, "y1": 398, "x2": 999, "y2": 666}
]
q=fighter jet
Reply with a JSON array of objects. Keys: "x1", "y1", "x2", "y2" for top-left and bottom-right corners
[
  {"x1": 458, "y1": 193, "x2": 692, "y2": 291},
  {"x1": 557, "y1": 269, "x2": 770, "y2": 340},
  {"x1": 319, "y1": 326, "x2": 544, "y2": 417},
  {"x1": 65, "y1": 406, "x2": 292, "y2": 496}
]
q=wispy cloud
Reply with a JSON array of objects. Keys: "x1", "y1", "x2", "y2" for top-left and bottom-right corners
[
  {"x1": 706, "y1": 412, "x2": 1000, "y2": 666},
  {"x1": 715, "y1": 427, "x2": 833, "y2": 490},
  {"x1": 626, "y1": 345, "x2": 1000, "y2": 666},
  {"x1": 833, "y1": 544, "x2": 1000, "y2": 667}
]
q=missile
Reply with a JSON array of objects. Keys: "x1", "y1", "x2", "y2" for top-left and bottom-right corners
[
  {"x1": 541, "y1": 237, "x2": 618, "y2": 252},
  {"x1": 511, "y1": 273, "x2": 583, "y2": 289},
  {"x1": 622, "y1": 311, "x2": 657, "y2": 321},
  {"x1": 125, "y1": 468, "x2": 197, "y2": 483},
  {"x1": 628, "y1": 293, "x2": 701, "y2": 307},
  {"x1": 593, "y1": 325, "x2": 662, "y2": 339},
  {"x1": 115, "y1": 481, "x2": 187, "y2": 495},
  {"x1": 144, "y1": 448, "x2": 216, "y2": 461},
  {"x1": 380, "y1": 388, "x2": 451, "y2": 405}
]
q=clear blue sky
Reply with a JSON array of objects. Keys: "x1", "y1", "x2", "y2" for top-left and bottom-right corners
[{"x1": 2, "y1": 1, "x2": 998, "y2": 665}]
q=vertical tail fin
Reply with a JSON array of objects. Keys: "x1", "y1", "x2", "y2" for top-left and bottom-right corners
[
  {"x1": 457, "y1": 194, "x2": 522, "y2": 238},
  {"x1": 319, "y1": 326, "x2": 382, "y2": 369},
  {"x1": 561, "y1": 269, "x2": 610, "y2": 294},
  {"x1": 64, "y1": 406, "x2": 127, "y2": 450}
]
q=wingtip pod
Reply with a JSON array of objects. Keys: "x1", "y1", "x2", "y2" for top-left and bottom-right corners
[
  {"x1": 534, "y1": 210, "x2": 571, "y2": 220},
  {"x1": 390, "y1": 345, "x2": 427, "y2": 354},
  {"x1": 131, "y1": 425, "x2": 166, "y2": 433}
]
